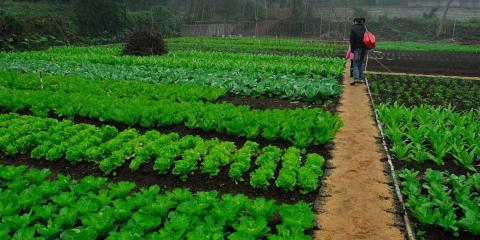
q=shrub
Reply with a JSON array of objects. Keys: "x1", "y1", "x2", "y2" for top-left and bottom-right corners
[{"x1": 122, "y1": 30, "x2": 167, "y2": 56}]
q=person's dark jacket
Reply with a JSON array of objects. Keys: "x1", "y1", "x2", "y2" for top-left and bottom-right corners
[{"x1": 350, "y1": 23, "x2": 366, "y2": 50}]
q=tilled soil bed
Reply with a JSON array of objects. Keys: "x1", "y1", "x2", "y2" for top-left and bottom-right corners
[{"x1": 367, "y1": 50, "x2": 480, "y2": 77}]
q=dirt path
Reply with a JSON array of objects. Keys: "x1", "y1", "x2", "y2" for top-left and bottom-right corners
[{"x1": 315, "y1": 63, "x2": 403, "y2": 240}]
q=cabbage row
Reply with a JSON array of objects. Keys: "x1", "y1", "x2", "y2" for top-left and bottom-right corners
[
  {"x1": 0, "y1": 164, "x2": 316, "y2": 239},
  {"x1": 0, "y1": 58, "x2": 341, "y2": 102},
  {"x1": 0, "y1": 114, "x2": 326, "y2": 193},
  {"x1": 1, "y1": 46, "x2": 344, "y2": 77}
]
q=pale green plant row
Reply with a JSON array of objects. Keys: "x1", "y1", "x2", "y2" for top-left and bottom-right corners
[
  {"x1": 0, "y1": 71, "x2": 226, "y2": 103},
  {"x1": 377, "y1": 103, "x2": 480, "y2": 172},
  {"x1": 0, "y1": 164, "x2": 316, "y2": 239},
  {"x1": 0, "y1": 114, "x2": 325, "y2": 193}
]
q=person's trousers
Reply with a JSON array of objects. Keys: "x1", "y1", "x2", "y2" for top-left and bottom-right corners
[{"x1": 352, "y1": 48, "x2": 367, "y2": 81}]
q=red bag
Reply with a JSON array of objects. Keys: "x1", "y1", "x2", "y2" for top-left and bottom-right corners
[{"x1": 363, "y1": 26, "x2": 376, "y2": 49}]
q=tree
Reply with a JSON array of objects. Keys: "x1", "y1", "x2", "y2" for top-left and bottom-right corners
[
  {"x1": 71, "y1": 0, "x2": 127, "y2": 36},
  {"x1": 436, "y1": 0, "x2": 454, "y2": 37}
]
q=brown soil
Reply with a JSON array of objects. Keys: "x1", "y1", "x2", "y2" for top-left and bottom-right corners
[
  {"x1": 218, "y1": 95, "x2": 339, "y2": 113},
  {"x1": 315, "y1": 62, "x2": 403, "y2": 240},
  {"x1": 366, "y1": 71, "x2": 480, "y2": 81},
  {"x1": 367, "y1": 50, "x2": 480, "y2": 77}
]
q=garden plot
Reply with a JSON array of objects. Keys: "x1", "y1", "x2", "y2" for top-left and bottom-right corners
[
  {"x1": 0, "y1": 42, "x2": 345, "y2": 239},
  {"x1": 369, "y1": 73, "x2": 480, "y2": 240}
]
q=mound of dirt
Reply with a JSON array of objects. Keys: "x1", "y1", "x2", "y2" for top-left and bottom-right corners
[{"x1": 122, "y1": 31, "x2": 167, "y2": 56}]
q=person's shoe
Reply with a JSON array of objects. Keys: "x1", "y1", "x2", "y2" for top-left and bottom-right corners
[{"x1": 350, "y1": 81, "x2": 356, "y2": 86}]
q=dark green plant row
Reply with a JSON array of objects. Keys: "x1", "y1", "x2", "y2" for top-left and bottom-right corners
[
  {"x1": 0, "y1": 58, "x2": 342, "y2": 102},
  {"x1": 399, "y1": 168, "x2": 480, "y2": 237},
  {"x1": 0, "y1": 114, "x2": 326, "y2": 193},
  {"x1": 166, "y1": 37, "x2": 343, "y2": 57},
  {"x1": 0, "y1": 86, "x2": 341, "y2": 148},
  {"x1": 0, "y1": 71, "x2": 226, "y2": 103},
  {"x1": 0, "y1": 164, "x2": 316, "y2": 239},
  {"x1": 0, "y1": 46, "x2": 345, "y2": 77},
  {"x1": 167, "y1": 37, "x2": 344, "y2": 49},
  {"x1": 377, "y1": 41, "x2": 480, "y2": 53},
  {"x1": 368, "y1": 74, "x2": 480, "y2": 111},
  {"x1": 377, "y1": 104, "x2": 479, "y2": 172}
]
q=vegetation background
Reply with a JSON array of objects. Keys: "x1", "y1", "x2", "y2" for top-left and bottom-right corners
[{"x1": 1, "y1": 0, "x2": 480, "y2": 51}]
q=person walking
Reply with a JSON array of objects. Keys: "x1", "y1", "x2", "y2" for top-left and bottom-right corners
[{"x1": 350, "y1": 17, "x2": 367, "y2": 85}]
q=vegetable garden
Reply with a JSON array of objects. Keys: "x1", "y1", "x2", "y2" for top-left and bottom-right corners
[
  {"x1": 0, "y1": 39, "x2": 345, "y2": 239},
  {"x1": 369, "y1": 74, "x2": 480, "y2": 240},
  {"x1": 0, "y1": 36, "x2": 479, "y2": 240}
]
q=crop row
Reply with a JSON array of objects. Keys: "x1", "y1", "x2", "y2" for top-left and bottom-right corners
[
  {"x1": 0, "y1": 85, "x2": 341, "y2": 147},
  {"x1": 167, "y1": 37, "x2": 343, "y2": 56},
  {"x1": 1, "y1": 46, "x2": 345, "y2": 76},
  {"x1": 0, "y1": 58, "x2": 342, "y2": 102},
  {"x1": 0, "y1": 164, "x2": 316, "y2": 239},
  {"x1": 399, "y1": 168, "x2": 480, "y2": 236},
  {"x1": 377, "y1": 104, "x2": 480, "y2": 172},
  {"x1": 167, "y1": 37, "x2": 343, "y2": 49},
  {"x1": 0, "y1": 71, "x2": 226, "y2": 103},
  {"x1": 377, "y1": 41, "x2": 480, "y2": 53},
  {"x1": 369, "y1": 74, "x2": 480, "y2": 111},
  {"x1": 0, "y1": 114, "x2": 326, "y2": 193}
]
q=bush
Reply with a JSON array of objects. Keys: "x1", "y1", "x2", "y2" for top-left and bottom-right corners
[{"x1": 122, "y1": 30, "x2": 167, "y2": 56}]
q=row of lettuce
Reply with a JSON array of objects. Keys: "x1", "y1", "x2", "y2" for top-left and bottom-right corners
[
  {"x1": 0, "y1": 46, "x2": 344, "y2": 102},
  {"x1": 0, "y1": 113, "x2": 325, "y2": 194},
  {"x1": 0, "y1": 164, "x2": 316, "y2": 239},
  {"x1": 370, "y1": 74, "x2": 480, "y2": 237},
  {"x1": 0, "y1": 72, "x2": 342, "y2": 148}
]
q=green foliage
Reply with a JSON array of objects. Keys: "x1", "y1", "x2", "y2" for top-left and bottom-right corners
[
  {"x1": 298, "y1": 154, "x2": 325, "y2": 194},
  {"x1": 0, "y1": 113, "x2": 327, "y2": 192},
  {"x1": 228, "y1": 141, "x2": 260, "y2": 181},
  {"x1": 0, "y1": 71, "x2": 226, "y2": 103},
  {"x1": 377, "y1": 41, "x2": 480, "y2": 53},
  {"x1": 276, "y1": 147, "x2": 302, "y2": 192},
  {"x1": 250, "y1": 146, "x2": 282, "y2": 189},
  {"x1": 167, "y1": 37, "x2": 344, "y2": 57},
  {"x1": 0, "y1": 77, "x2": 341, "y2": 147},
  {"x1": 369, "y1": 74, "x2": 480, "y2": 111},
  {"x1": 3, "y1": 45, "x2": 344, "y2": 77},
  {"x1": 0, "y1": 57, "x2": 341, "y2": 102},
  {"x1": 377, "y1": 103, "x2": 479, "y2": 172},
  {"x1": 0, "y1": 164, "x2": 317, "y2": 239},
  {"x1": 399, "y1": 168, "x2": 480, "y2": 236}
]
